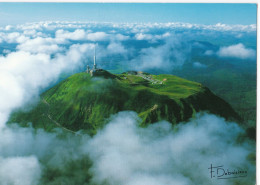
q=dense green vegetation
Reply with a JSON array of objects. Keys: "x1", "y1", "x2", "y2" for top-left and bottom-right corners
[{"x1": 9, "y1": 70, "x2": 240, "y2": 135}]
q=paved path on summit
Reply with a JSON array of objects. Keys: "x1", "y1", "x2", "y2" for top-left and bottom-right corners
[{"x1": 137, "y1": 74, "x2": 163, "y2": 84}]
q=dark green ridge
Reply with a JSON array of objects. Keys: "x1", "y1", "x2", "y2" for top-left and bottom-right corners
[{"x1": 8, "y1": 70, "x2": 240, "y2": 135}]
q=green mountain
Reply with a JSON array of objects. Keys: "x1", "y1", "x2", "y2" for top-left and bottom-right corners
[{"x1": 8, "y1": 70, "x2": 240, "y2": 135}]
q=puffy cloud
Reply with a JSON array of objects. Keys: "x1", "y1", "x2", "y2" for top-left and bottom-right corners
[
  {"x1": 2, "y1": 49, "x2": 11, "y2": 54},
  {"x1": 204, "y1": 50, "x2": 214, "y2": 56},
  {"x1": 107, "y1": 42, "x2": 127, "y2": 55},
  {"x1": 135, "y1": 33, "x2": 153, "y2": 40},
  {"x1": 0, "y1": 156, "x2": 41, "y2": 185},
  {"x1": 212, "y1": 23, "x2": 256, "y2": 32},
  {"x1": 17, "y1": 22, "x2": 44, "y2": 31},
  {"x1": 85, "y1": 111, "x2": 255, "y2": 185},
  {"x1": 23, "y1": 29, "x2": 45, "y2": 37},
  {"x1": 0, "y1": 122, "x2": 90, "y2": 185},
  {"x1": 17, "y1": 37, "x2": 63, "y2": 54},
  {"x1": 135, "y1": 32, "x2": 170, "y2": 43},
  {"x1": 87, "y1": 32, "x2": 128, "y2": 42},
  {"x1": 193, "y1": 62, "x2": 207, "y2": 68},
  {"x1": 0, "y1": 110, "x2": 254, "y2": 185},
  {"x1": 55, "y1": 29, "x2": 88, "y2": 40},
  {"x1": 9, "y1": 21, "x2": 256, "y2": 33},
  {"x1": 5, "y1": 25, "x2": 13, "y2": 31},
  {"x1": 55, "y1": 29, "x2": 128, "y2": 42},
  {"x1": 23, "y1": 29, "x2": 37, "y2": 36},
  {"x1": 126, "y1": 22, "x2": 256, "y2": 33},
  {"x1": 0, "y1": 43, "x2": 92, "y2": 127},
  {"x1": 87, "y1": 31, "x2": 110, "y2": 41},
  {"x1": 0, "y1": 41, "x2": 96, "y2": 184},
  {"x1": 0, "y1": 32, "x2": 29, "y2": 44},
  {"x1": 217, "y1": 43, "x2": 256, "y2": 60},
  {"x1": 132, "y1": 36, "x2": 191, "y2": 71},
  {"x1": 114, "y1": 33, "x2": 129, "y2": 41}
]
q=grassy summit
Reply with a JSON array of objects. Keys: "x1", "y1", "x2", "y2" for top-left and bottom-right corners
[{"x1": 9, "y1": 70, "x2": 240, "y2": 135}]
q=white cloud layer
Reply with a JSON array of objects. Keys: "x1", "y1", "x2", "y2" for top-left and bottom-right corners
[
  {"x1": 17, "y1": 37, "x2": 63, "y2": 54},
  {"x1": 85, "y1": 111, "x2": 255, "y2": 185},
  {"x1": 55, "y1": 29, "x2": 88, "y2": 40},
  {"x1": 132, "y1": 36, "x2": 190, "y2": 71},
  {"x1": 1, "y1": 111, "x2": 254, "y2": 185},
  {"x1": 2, "y1": 21, "x2": 255, "y2": 32},
  {"x1": 135, "y1": 32, "x2": 170, "y2": 43},
  {"x1": 0, "y1": 41, "x2": 94, "y2": 184},
  {"x1": 0, "y1": 32, "x2": 29, "y2": 44},
  {"x1": 0, "y1": 43, "x2": 93, "y2": 127},
  {"x1": 55, "y1": 29, "x2": 129, "y2": 42},
  {"x1": 0, "y1": 156, "x2": 41, "y2": 185},
  {"x1": 107, "y1": 42, "x2": 127, "y2": 54},
  {"x1": 217, "y1": 43, "x2": 256, "y2": 60}
]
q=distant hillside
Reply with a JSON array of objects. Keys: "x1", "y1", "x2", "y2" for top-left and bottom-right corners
[{"x1": 8, "y1": 70, "x2": 240, "y2": 135}]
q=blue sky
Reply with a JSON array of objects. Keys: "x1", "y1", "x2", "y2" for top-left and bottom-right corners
[{"x1": 0, "y1": 3, "x2": 257, "y2": 26}]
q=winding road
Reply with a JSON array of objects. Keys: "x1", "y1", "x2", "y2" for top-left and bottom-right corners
[{"x1": 42, "y1": 99, "x2": 81, "y2": 135}]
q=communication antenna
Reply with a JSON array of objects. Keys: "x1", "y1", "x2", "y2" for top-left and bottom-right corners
[{"x1": 93, "y1": 44, "x2": 96, "y2": 69}]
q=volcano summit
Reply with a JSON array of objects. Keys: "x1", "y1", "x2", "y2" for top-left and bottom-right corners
[{"x1": 9, "y1": 69, "x2": 240, "y2": 135}]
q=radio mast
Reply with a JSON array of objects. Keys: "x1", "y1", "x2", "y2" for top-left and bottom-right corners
[{"x1": 93, "y1": 44, "x2": 97, "y2": 70}]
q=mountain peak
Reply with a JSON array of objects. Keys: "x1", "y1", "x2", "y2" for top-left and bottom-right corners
[{"x1": 8, "y1": 71, "x2": 240, "y2": 135}]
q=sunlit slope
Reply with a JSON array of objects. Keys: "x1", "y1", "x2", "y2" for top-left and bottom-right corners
[{"x1": 9, "y1": 71, "x2": 240, "y2": 135}]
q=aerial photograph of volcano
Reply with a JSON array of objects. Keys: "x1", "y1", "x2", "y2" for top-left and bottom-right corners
[{"x1": 0, "y1": 2, "x2": 257, "y2": 185}]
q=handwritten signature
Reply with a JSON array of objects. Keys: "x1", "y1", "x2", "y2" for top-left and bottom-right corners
[{"x1": 208, "y1": 164, "x2": 247, "y2": 179}]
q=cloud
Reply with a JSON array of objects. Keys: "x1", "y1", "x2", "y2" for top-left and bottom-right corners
[
  {"x1": 193, "y1": 62, "x2": 207, "y2": 68},
  {"x1": 23, "y1": 29, "x2": 46, "y2": 38},
  {"x1": 0, "y1": 32, "x2": 29, "y2": 44},
  {"x1": 212, "y1": 23, "x2": 256, "y2": 32},
  {"x1": 135, "y1": 32, "x2": 170, "y2": 43},
  {"x1": 128, "y1": 22, "x2": 256, "y2": 32},
  {"x1": 55, "y1": 29, "x2": 88, "y2": 40},
  {"x1": 0, "y1": 40, "x2": 98, "y2": 184},
  {"x1": 2, "y1": 49, "x2": 11, "y2": 54},
  {"x1": 5, "y1": 25, "x2": 13, "y2": 31},
  {"x1": 0, "y1": 30, "x2": 45, "y2": 45},
  {"x1": 204, "y1": 50, "x2": 214, "y2": 56},
  {"x1": 5, "y1": 21, "x2": 255, "y2": 33},
  {"x1": 85, "y1": 111, "x2": 255, "y2": 185},
  {"x1": 0, "y1": 122, "x2": 91, "y2": 185},
  {"x1": 0, "y1": 43, "x2": 92, "y2": 127},
  {"x1": 217, "y1": 43, "x2": 256, "y2": 60},
  {"x1": 107, "y1": 42, "x2": 127, "y2": 55},
  {"x1": 135, "y1": 33, "x2": 153, "y2": 40},
  {"x1": 132, "y1": 36, "x2": 191, "y2": 71},
  {"x1": 114, "y1": 33, "x2": 129, "y2": 41},
  {"x1": 87, "y1": 32, "x2": 110, "y2": 41},
  {"x1": 0, "y1": 156, "x2": 41, "y2": 185},
  {"x1": 55, "y1": 29, "x2": 129, "y2": 42},
  {"x1": 0, "y1": 29, "x2": 96, "y2": 183},
  {"x1": 17, "y1": 37, "x2": 63, "y2": 54},
  {"x1": 0, "y1": 110, "x2": 255, "y2": 185}
]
